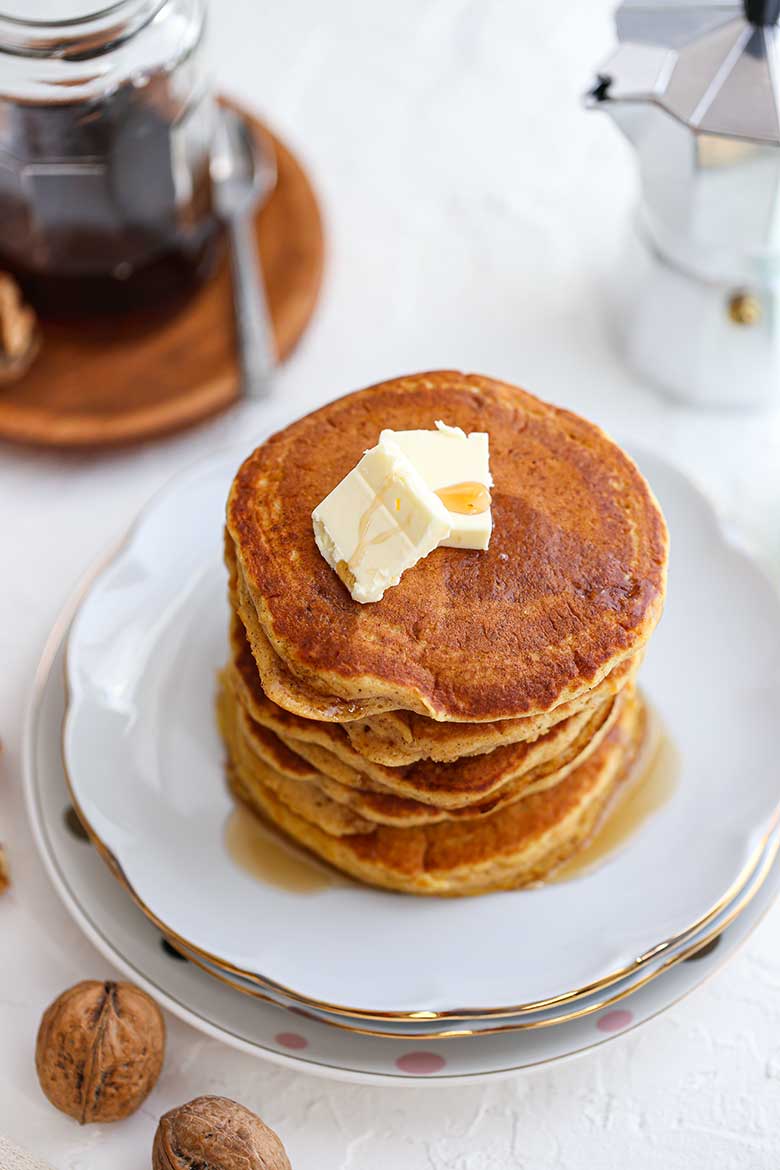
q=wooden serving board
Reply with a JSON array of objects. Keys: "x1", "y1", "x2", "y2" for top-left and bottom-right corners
[{"x1": 0, "y1": 105, "x2": 324, "y2": 448}]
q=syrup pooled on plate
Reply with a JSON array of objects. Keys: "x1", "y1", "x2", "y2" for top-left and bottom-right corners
[
  {"x1": 548, "y1": 703, "x2": 679, "y2": 884},
  {"x1": 225, "y1": 806, "x2": 345, "y2": 894}
]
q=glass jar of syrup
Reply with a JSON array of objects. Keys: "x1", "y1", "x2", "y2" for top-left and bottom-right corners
[{"x1": 0, "y1": 1, "x2": 223, "y2": 317}]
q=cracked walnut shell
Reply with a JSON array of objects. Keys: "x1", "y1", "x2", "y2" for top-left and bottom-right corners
[
  {"x1": 35, "y1": 980, "x2": 165, "y2": 1124},
  {"x1": 153, "y1": 1096, "x2": 292, "y2": 1170}
]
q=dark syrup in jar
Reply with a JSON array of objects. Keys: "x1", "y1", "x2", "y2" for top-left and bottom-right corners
[{"x1": 0, "y1": 73, "x2": 224, "y2": 318}]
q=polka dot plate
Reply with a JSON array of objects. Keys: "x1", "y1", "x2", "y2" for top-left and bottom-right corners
[{"x1": 24, "y1": 555, "x2": 780, "y2": 1083}]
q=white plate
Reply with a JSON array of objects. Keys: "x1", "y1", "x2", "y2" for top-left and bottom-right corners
[
  {"x1": 63, "y1": 442, "x2": 780, "y2": 1017},
  {"x1": 28, "y1": 602, "x2": 780, "y2": 1083},
  {"x1": 175, "y1": 825, "x2": 780, "y2": 1037}
]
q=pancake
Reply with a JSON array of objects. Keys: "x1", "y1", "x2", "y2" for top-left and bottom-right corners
[
  {"x1": 217, "y1": 687, "x2": 376, "y2": 837},
  {"x1": 227, "y1": 371, "x2": 667, "y2": 722},
  {"x1": 225, "y1": 616, "x2": 622, "y2": 807},
  {"x1": 232, "y1": 560, "x2": 395, "y2": 721},
  {"x1": 342, "y1": 652, "x2": 640, "y2": 764},
  {"x1": 225, "y1": 691, "x2": 647, "y2": 895},
  {"x1": 276, "y1": 697, "x2": 619, "y2": 812},
  {"x1": 223, "y1": 676, "x2": 630, "y2": 825},
  {"x1": 230, "y1": 552, "x2": 641, "y2": 757}
]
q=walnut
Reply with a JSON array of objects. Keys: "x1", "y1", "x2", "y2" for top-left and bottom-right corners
[
  {"x1": 153, "y1": 1096, "x2": 292, "y2": 1170},
  {"x1": 35, "y1": 980, "x2": 165, "y2": 1124},
  {"x1": 0, "y1": 844, "x2": 9, "y2": 894},
  {"x1": 0, "y1": 273, "x2": 39, "y2": 383}
]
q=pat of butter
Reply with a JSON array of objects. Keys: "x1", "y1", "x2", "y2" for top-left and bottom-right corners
[
  {"x1": 312, "y1": 435, "x2": 452, "y2": 604},
  {"x1": 379, "y1": 420, "x2": 492, "y2": 550}
]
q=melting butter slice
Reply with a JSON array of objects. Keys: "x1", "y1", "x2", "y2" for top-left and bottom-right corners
[
  {"x1": 380, "y1": 420, "x2": 492, "y2": 550},
  {"x1": 312, "y1": 434, "x2": 452, "y2": 604}
]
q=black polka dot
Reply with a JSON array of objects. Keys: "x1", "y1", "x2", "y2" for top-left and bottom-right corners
[
  {"x1": 684, "y1": 934, "x2": 722, "y2": 961},
  {"x1": 160, "y1": 938, "x2": 188, "y2": 962},
  {"x1": 63, "y1": 806, "x2": 90, "y2": 842}
]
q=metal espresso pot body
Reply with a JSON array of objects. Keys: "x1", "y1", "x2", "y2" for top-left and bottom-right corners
[{"x1": 589, "y1": 0, "x2": 780, "y2": 408}]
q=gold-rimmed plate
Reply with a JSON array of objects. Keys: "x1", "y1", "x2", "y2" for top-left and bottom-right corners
[
  {"x1": 166, "y1": 827, "x2": 780, "y2": 1038},
  {"x1": 62, "y1": 443, "x2": 780, "y2": 1020},
  {"x1": 25, "y1": 595, "x2": 780, "y2": 1081}
]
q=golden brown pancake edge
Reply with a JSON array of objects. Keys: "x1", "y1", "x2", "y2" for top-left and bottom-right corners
[{"x1": 227, "y1": 371, "x2": 667, "y2": 722}]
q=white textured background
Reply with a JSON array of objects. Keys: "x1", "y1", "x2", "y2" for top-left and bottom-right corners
[{"x1": 3, "y1": 1, "x2": 780, "y2": 1166}]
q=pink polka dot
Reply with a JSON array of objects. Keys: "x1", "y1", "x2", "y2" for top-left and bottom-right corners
[
  {"x1": 596, "y1": 1009, "x2": 634, "y2": 1033},
  {"x1": 395, "y1": 1051, "x2": 446, "y2": 1075},
  {"x1": 275, "y1": 1031, "x2": 308, "y2": 1050}
]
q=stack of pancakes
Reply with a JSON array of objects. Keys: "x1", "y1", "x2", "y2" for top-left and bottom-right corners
[{"x1": 219, "y1": 372, "x2": 668, "y2": 895}]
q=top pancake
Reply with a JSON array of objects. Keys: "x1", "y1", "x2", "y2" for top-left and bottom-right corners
[{"x1": 227, "y1": 371, "x2": 668, "y2": 723}]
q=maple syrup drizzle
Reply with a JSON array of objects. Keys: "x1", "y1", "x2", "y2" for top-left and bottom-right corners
[
  {"x1": 225, "y1": 807, "x2": 344, "y2": 893},
  {"x1": 435, "y1": 481, "x2": 492, "y2": 515},
  {"x1": 348, "y1": 472, "x2": 397, "y2": 573},
  {"x1": 547, "y1": 704, "x2": 679, "y2": 884},
  {"x1": 342, "y1": 477, "x2": 491, "y2": 587}
]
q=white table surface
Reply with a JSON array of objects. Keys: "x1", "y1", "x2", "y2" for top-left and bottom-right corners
[{"x1": 3, "y1": 1, "x2": 780, "y2": 1167}]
